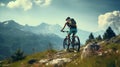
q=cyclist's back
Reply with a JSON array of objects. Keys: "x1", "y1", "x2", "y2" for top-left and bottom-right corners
[{"x1": 63, "y1": 17, "x2": 77, "y2": 35}]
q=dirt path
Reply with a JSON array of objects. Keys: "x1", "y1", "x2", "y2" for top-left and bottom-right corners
[{"x1": 39, "y1": 50, "x2": 80, "y2": 67}]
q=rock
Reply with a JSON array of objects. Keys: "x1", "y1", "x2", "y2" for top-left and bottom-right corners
[
  {"x1": 98, "y1": 41, "x2": 105, "y2": 45},
  {"x1": 116, "y1": 50, "x2": 119, "y2": 54},
  {"x1": 108, "y1": 49, "x2": 112, "y2": 53},
  {"x1": 39, "y1": 57, "x2": 71, "y2": 66},
  {"x1": 49, "y1": 58, "x2": 71, "y2": 64},
  {"x1": 98, "y1": 52, "x2": 103, "y2": 56},
  {"x1": 104, "y1": 51, "x2": 108, "y2": 54},
  {"x1": 39, "y1": 59, "x2": 49, "y2": 64},
  {"x1": 62, "y1": 58, "x2": 71, "y2": 62},
  {"x1": 81, "y1": 43, "x2": 92, "y2": 59},
  {"x1": 45, "y1": 58, "x2": 71, "y2": 66},
  {"x1": 55, "y1": 51, "x2": 65, "y2": 58},
  {"x1": 28, "y1": 59, "x2": 37, "y2": 64},
  {"x1": 81, "y1": 43, "x2": 100, "y2": 59}
]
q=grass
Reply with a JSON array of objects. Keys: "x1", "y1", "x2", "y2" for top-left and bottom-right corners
[
  {"x1": 2, "y1": 50, "x2": 57, "y2": 67},
  {"x1": 2, "y1": 44, "x2": 120, "y2": 67},
  {"x1": 66, "y1": 42, "x2": 120, "y2": 67},
  {"x1": 67, "y1": 52, "x2": 120, "y2": 67}
]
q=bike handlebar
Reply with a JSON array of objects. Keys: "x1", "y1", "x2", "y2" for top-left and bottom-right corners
[{"x1": 61, "y1": 31, "x2": 69, "y2": 33}]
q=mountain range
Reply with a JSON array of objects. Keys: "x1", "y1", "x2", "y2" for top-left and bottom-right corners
[
  {"x1": 2, "y1": 20, "x2": 93, "y2": 43},
  {"x1": 21, "y1": 22, "x2": 103, "y2": 43},
  {"x1": 0, "y1": 20, "x2": 103, "y2": 60},
  {"x1": 0, "y1": 20, "x2": 63, "y2": 60}
]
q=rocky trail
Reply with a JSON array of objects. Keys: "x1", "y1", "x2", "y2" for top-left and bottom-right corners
[{"x1": 38, "y1": 50, "x2": 80, "y2": 67}]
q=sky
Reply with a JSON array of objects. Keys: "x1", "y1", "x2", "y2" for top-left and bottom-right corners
[{"x1": 0, "y1": 0, "x2": 120, "y2": 32}]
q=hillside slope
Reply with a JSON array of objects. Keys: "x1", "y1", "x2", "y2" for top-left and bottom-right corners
[{"x1": 1, "y1": 35, "x2": 120, "y2": 67}]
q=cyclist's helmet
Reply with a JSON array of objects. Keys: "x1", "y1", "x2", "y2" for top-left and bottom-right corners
[{"x1": 66, "y1": 17, "x2": 70, "y2": 21}]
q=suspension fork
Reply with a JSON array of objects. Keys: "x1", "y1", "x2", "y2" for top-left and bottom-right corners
[{"x1": 65, "y1": 36, "x2": 70, "y2": 51}]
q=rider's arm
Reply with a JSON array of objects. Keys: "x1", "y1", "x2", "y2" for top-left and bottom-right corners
[{"x1": 61, "y1": 23, "x2": 67, "y2": 31}]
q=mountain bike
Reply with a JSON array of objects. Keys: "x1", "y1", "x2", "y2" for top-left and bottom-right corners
[{"x1": 62, "y1": 31, "x2": 80, "y2": 52}]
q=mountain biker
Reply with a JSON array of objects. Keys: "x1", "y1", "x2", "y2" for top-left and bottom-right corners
[{"x1": 61, "y1": 17, "x2": 77, "y2": 45}]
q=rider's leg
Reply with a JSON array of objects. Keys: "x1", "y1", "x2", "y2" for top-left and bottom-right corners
[
  {"x1": 72, "y1": 33, "x2": 75, "y2": 50},
  {"x1": 72, "y1": 33, "x2": 75, "y2": 41},
  {"x1": 71, "y1": 29, "x2": 77, "y2": 50},
  {"x1": 71, "y1": 28, "x2": 77, "y2": 44},
  {"x1": 68, "y1": 29, "x2": 72, "y2": 44},
  {"x1": 68, "y1": 33, "x2": 71, "y2": 44},
  {"x1": 67, "y1": 33, "x2": 71, "y2": 51},
  {"x1": 72, "y1": 32, "x2": 76, "y2": 44}
]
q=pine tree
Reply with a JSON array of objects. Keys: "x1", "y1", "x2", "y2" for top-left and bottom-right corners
[
  {"x1": 103, "y1": 32, "x2": 108, "y2": 40},
  {"x1": 86, "y1": 33, "x2": 95, "y2": 44},
  {"x1": 96, "y1": 35, "x2": 102, "y2": 41},
  {"x1": 103, "y1": 27, "x2": 116, "y2": 40},
  {"x1": 11, "y1": 49, "x2": 25, "y2": 62},
  {"x1": 89, "y1": 33, "x2": 94, "y2": 40}
]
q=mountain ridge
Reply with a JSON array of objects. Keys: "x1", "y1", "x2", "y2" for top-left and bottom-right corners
[
  {"x1": 0, "y1": 20, "x2": 63, "y2": 60},
  {"x1": 0, "y1": 20, "x2": 105, "y2": 44}
]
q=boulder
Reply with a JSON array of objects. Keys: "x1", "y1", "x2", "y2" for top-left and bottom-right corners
[
  {"x1": 39, "y1": 59, "x2": 49, "y2": 64},
  {"x1": 39, "y1": 58, "x2": 71, "y2": 66},
  {"x1": 81, "y1": 43, "x2": 100, "y2": 59},
  {"x1": 47, "y1": 58, "x2": 71, "y2": 65}
]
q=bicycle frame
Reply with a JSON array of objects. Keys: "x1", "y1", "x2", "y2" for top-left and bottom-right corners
[{"x1": 62, "y1": 30, "x2": 80, "y2": 52}]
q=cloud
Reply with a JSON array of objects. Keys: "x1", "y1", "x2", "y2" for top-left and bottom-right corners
[
  {"x1": 34, "y1": 0, "x2": 52, "y2": 7},
  {"x1": 0, "y1": 3, "x2": 5, "y2": 7},
  {"x1": 98, "y1": 11, "x2": 120, "y2": 34},
  {"x1": 6, "y1": 0, "x2": 52, "y2": 11},
  {"x1": 7, "y1": 0, "x2": 32, "y2": 11}
]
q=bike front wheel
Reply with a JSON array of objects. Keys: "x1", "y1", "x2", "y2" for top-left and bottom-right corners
[{"x1": 63, "y1": 37, "x2": 70, "y2": 51}]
